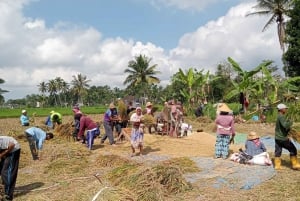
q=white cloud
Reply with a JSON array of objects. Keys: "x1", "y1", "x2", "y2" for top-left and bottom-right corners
[
  {"x1": 169, "y1": 2, "x2": 282, "y2": 72},
  {"x1": 0, "y1": 0, "x2": 283, "y2": 100}
]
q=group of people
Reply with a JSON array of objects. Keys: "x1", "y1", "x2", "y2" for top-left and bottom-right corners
[{"x1": 214, "y1": 102, "x2": 300, "y2": 170}]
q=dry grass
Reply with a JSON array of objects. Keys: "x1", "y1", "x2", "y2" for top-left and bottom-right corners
[{"x1": 0, "y1": 115, "x2": 299, "y2": 201}]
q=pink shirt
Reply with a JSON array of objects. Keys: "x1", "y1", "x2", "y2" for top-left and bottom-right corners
[{"x1": 215, "y1": 115, "x2": 235, "y2": 135}]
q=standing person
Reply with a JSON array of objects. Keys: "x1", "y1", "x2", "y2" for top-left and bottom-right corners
[
  {"x1": 0, "y1": 136, "x2": 21, "y2": 201},
  {"x1": 77, "y1": 114, "x2": 100, "y2": 150},
  {"x1": 130, "y1": 107, "x2": 144, "y2": 156},
  {"x1": 101, "y1": 103, "x2": 118, "y2": 146},
  {"x1": 274, "y1": 103, "x2": 300, "y2": 170},
  {"x1": 169, "y1": 100, "x2": 178, "y2": 137},
  {"x1": 20, "y1": 110, "x2": 30, "y2": 126},
  {"x1": 25, "y1": 127, "x2": 54, "y2": 160},
  {"x1": 50, "y1": 111, "x2": 62, "y2": 129},
  {"x1": 214, "y1": 103, "x2": 235, "y2": 159}
]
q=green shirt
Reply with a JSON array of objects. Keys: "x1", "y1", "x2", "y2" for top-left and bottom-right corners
[
  {"x1": 275, "y1": 113, "x2": 293, "y2": 141},
  {"x1": 50, "y1": 112, "x2": 62, "y2": 124}
]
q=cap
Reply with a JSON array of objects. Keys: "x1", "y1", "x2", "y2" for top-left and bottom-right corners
[
  {"x1": 277, "y1": 103, "x2": 288, "y2": 110},
  {"x1": 22, "y1": 109, "x2": 26, "y2": 113}
]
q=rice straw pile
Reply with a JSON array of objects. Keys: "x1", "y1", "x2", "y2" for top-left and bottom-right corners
[{"x1": 288, "y1": 128, "x2": 300, "y2": 143}]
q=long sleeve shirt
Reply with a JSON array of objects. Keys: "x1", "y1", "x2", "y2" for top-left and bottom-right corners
[
  {"x1": 20, "y1": 114, "x2": 29, "y2": 125},
  {"x1": 275, "y1": 113, "x2": 293, "y2": 141},
  {"x1": 215, "y1": 114, "x2": 235, "y2": 136},
  {"x1": 25, "y1": 127, "x2": 46, "y2": 150},
  {"x1": 245, "y1": 139, "x2": 267, "y2": 156},
  {"x1": 78, "y1": 116, "x2": 98, "y2": 136}
]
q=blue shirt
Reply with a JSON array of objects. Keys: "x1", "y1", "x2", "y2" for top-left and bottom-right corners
[
  {"x1": 20, "y1": 114, "x2": 29, "y2": 125},
  {"x1": 25, "y1": 127, "x2": 46, "y2": 150},
  {"x1": 245, "y1": 139, "x2": 267, "y2": 156}
]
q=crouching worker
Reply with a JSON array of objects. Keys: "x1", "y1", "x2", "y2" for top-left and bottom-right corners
[
  {"x1": 77, "y1": 114, "x2": 100, "y2": 150},
  {"x1": 25, "y1": 127, "x2": 54, "y2": 160},
  {"x1": 0, "y1": 136, "x2": 21, "y2": 201}
]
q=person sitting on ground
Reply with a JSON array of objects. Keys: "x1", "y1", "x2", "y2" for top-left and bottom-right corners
[
  {"x1": 0, "y1": 136, "x2": 21, "y2": 201},
  {"x1": 24, "y1": 127, "x2": 54, "y2": 160},
  {"x1": 130, "y1": 107, "x2": 144, "y2": 157},
  {"x1": 50, "y1": 111, "x2": 62, "y2": 129},
  {"x1": 244, "y1": 131, "x2": 272, "y2": 165},
  {"x1": 20, "y1": 109, "x2": 30, "y2": 126}
]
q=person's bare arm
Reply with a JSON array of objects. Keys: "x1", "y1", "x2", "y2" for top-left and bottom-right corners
[{"x1": 0, "y1": 142, "x2": 15, "y2": 158}]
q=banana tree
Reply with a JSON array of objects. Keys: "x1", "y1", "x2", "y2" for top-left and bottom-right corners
[{"x1": 225, "y1": 57, "x2": 273, "y2": 110}]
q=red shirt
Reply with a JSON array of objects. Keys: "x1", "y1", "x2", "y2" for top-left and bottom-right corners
[{"x1": 78, "y1": 116, "x2": 97, "y2": 136}]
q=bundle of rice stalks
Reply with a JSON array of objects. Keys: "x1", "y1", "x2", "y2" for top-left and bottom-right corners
[
  {"x1": 107, "y1": 158, "x2": 193, "y2": 201},
  {"x1": 288, "y1": 128, "x2": 300, "y2": 143},
  {"x1": 54, "y1": 122, "x2": 74, "y2": 138},
  {"x1": 143, "y1": 114, "x2": 156, "y2": 126},
  {"x1": 95, "y1": 154, "x2": 134, "y2": 168}
]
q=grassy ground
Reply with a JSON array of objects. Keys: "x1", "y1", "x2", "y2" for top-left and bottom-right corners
[{"x1": 0, "y1": 115, "x2": 299, "y2": 201}]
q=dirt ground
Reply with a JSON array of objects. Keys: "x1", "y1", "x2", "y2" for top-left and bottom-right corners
[{"x1": 0, "y1": 115, "x2": 292, "y2": 201}]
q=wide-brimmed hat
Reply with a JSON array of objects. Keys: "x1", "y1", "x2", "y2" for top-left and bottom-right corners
[
  {"x1": 277, "y1": 103, "x2": 288, "y2": 110},
  {"x1": 247, "y1": 131, "x2": 259, "y2": 140},
  {"x1": 22, "y1": 109, "x2": 26, "y2": 114},
  {"x1": 146, "y1": 102, "x2": 152, "y2": 107},
  {"x1": 109, "y1": 103, "x2": 115, "y2": 109},
  {"x1": 217, "y1": 103, "x2": 232, "y2": 113}
]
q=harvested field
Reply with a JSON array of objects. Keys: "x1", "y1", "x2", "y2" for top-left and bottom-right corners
[{"x1": 0, "y1": 115, "x2": 299, "y2": 201}]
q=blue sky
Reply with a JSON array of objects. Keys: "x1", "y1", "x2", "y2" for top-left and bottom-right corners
[
  {"x1": 0, "y1": 0, "x2": 283, "y2": 100},
  {"x1": 23, "y1": 0, "x2": 240, "y2": 49}
]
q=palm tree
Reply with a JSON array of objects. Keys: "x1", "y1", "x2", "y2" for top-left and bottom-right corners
[
  {"x1": 0, "y1": 78, "x2": 9, "y2": 104},
  {"x1": 37, "y1": 81, "x2": 48, "y2": 107},
  {"x1": 246, "y1": 0, "x2": 292, "y2": 51},
  {"x1": 71, "y1": 74, "x2": 90, "y2": 105},
  {"x1": 124, "y1": 54, "x2": 160, "y2": 101},
  {"x1": 60, "y1": 80, "x2": 70, "y2": 107},
  {"x1": 47, "y1": 79, "x2": 58, "y2": 106},
  {"x1": 54, "y1": 77, "x2": 64, "y2": 106}
]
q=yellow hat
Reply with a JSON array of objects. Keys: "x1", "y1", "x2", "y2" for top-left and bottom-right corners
[
  {"x1": 50, "y1": 111, "x2": 55, "y2": 114},
  {"x1": 146, "y1": 102, "x2": 152, "y2": 107},
  {"x1": 247, "y1": 131, "x2": 259, "y2": 140},
  {"x1": 217, "y1": 103, "x2": 232, "y2": 113}
]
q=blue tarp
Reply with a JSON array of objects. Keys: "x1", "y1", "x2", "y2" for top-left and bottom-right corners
[
  {"x1": 235, "y1": 133, "x2": 300, "y2": 154},
  {"x1": 185, "y1": 157, "x2": 276, "y2": 190}
]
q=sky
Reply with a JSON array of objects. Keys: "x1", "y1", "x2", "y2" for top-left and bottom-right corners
[{"x1": 0, "y1": 0, "x2": 283, "y2": 100}]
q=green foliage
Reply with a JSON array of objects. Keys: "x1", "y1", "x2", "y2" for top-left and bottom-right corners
[
  {"x1": 283, "y1": 0, "x2": 300, "y2": 77},
  {"x1": 0, "y1": 106, "x2": 107, "y2": 118}
]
